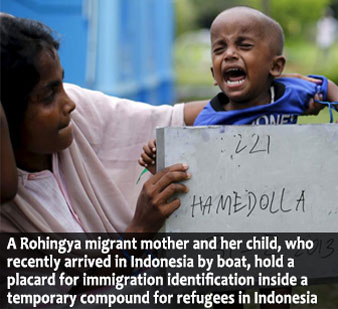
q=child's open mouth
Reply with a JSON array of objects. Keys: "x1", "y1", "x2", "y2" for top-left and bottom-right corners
[{"x1": 223, "y1": 68, "x2": 246, "y2": 85}]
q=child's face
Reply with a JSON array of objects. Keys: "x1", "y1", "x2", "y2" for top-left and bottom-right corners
[
  {"x1": 19, "y1": 49, "x2": 76, "y2": 155},
  {"x1": 210, "y1": 11, "x2": 279, "y2": 107}
]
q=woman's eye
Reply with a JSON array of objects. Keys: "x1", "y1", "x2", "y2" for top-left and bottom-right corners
[{"x1": 44, "y1": 91, "x2": 55, "y2": 103}]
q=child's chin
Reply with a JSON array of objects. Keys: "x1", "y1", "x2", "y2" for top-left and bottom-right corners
[{"x1": 227, "y1": 93, "x2": 247, "y2": 103}]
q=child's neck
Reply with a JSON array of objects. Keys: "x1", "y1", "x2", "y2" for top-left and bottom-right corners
[{"x1": 225, "y1": 86, "x2": 274, "y2": 111}]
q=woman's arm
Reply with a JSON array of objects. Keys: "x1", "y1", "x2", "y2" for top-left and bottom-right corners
[
  {"x1": 327, "y1": 79, "x2": 338, "y2": 102},
  {"x1": 183, "y1": 100, "x2": 208, "y2": 125}
]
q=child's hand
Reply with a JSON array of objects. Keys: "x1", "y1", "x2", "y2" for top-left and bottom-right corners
[
  {"x1": 304, "y1": 93, "x2": 324, "y2": 115},
  {"x1": 138, "y1": 139, "x2": 157, "y2": 175}
]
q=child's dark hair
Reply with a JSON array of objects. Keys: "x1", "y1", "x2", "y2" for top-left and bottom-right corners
[{"x1": 0, "y1": 16, "x2": 60, "y2": 147}]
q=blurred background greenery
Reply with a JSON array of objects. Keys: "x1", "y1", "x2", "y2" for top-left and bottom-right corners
[{"x1": 173, "y1": 0, "x2": 338, "y2": 123}]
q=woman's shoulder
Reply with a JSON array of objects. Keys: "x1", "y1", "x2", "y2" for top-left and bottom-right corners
[{"x1": 64, "y1": 83, "x2": 155, "y2": 116}]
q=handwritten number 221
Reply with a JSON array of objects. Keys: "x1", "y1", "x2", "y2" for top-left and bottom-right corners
[{"x1": 234, "y1": 134, "x2": 271, "y2": 154}]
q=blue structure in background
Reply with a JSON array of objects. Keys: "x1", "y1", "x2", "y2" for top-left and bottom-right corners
[{"x1": 1, "y1": 0, "x2": 175, "y2": 106}]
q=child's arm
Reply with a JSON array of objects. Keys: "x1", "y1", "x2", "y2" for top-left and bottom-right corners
[{"x1": 139, "y1": 139, "x2": 157, "y2": 175}]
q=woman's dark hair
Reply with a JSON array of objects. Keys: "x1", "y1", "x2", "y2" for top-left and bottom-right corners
[{"x1": 0, "y1": 16, "x2": 60, "y2": 147}]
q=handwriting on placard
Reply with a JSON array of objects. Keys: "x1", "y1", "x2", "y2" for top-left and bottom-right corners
[
  {"x1": 190, "y1": 188, "x2": 306, "y2": 218},
  {"x1": 220, "y1": 134, "x2": 271, "y2": 158},
  {"x1": 234, "y1": 134, "x2": 271, "y2": 155}
]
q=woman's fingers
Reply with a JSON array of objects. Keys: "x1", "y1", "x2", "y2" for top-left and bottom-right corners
[
  {"x1": 130, "y1": 163, "x2": 191, "y2": 233},
  {"x1": 155, "y1": 171, "x2": 191, "y2": 194},
  {"x1": 149, "y1": 163, "x2": 190, "y2": 185},
  {"x1": 158, "y1": 198, "x2": 181, "y2": 218},
  {"x1": 281, "y1": 73, "x2": 322, "y2": 84},
  {"x1": 152, "y1": 182, "x2": 189, "y2": 207}
]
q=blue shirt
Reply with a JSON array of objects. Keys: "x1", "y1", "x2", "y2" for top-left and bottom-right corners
[{"x1": 194, "y1": 76, "x2": 328, "y2": 126}]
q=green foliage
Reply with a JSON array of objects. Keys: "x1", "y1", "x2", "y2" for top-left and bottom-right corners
[
  {"x1": 189, "y1": 0, "x2": 249, "y2": 28},
  {"x1": 176, "y1": 0, "x2": 334, "y2": 40},
  {"x1": 175, "y1": 0, "x2": 251, "y2": 36},
  {"x1": 284, "y1": 41, "x2": 338, "y2": 84},
  {"x1": 331, "y1": 0, "x2": 338, "y2": 17},
  {"x1": 248, "y1": 0, "x2": 332, "y2": 40},
  {"x1": 298, "y1": 108, "x2": 334, "y2": 124},
  {"x1": 175, "y1": 0, "x2": 197, "y2": 36}
]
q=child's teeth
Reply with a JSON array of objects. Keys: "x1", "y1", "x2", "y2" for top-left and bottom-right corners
[{"x1": 226, "y1": 79, "x2": 245, "y2": 85}]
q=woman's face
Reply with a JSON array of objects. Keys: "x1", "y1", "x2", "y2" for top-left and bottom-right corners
[{"x1": 19, "y1": 49, "x2": 76, "y2": 155}]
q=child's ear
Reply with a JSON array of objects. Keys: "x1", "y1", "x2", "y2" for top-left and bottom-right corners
[
  {"x1": 210, "y1": 67, "x2": 218, "y2": 86},
  {"x1": 270, "y1": 55, "x2": 286, "y2": 78}
]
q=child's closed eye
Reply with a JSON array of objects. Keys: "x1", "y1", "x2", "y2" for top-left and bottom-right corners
[
  {"x1": 213, "y1": 47, "x2": 225, "y2": 54},
  {"x1": 239, "y1": 43, "x2": 253, "y2": 50}
]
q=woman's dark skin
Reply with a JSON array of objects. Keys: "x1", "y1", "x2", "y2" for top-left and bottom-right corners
[{"x1": 1, "y1": 104, "x2": 18, "y2": 204}]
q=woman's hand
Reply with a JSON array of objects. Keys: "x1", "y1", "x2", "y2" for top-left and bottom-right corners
[
  {"x1": 282, "y1": 74, "x2": 338, "y2": 116},
  {"x1": 280, "y1": 73, "x2": 322, "y2": 84},
  {"x1": 127, "y1": 163, "x2": 191, "y2": 233},
  {"x1": 281, "y1": 73, "x2": 325, "y2": 115}
]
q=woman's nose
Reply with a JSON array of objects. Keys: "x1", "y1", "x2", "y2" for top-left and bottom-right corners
[{"x1": 63, "y1": 94, "x2": 76, "y2": 114}]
